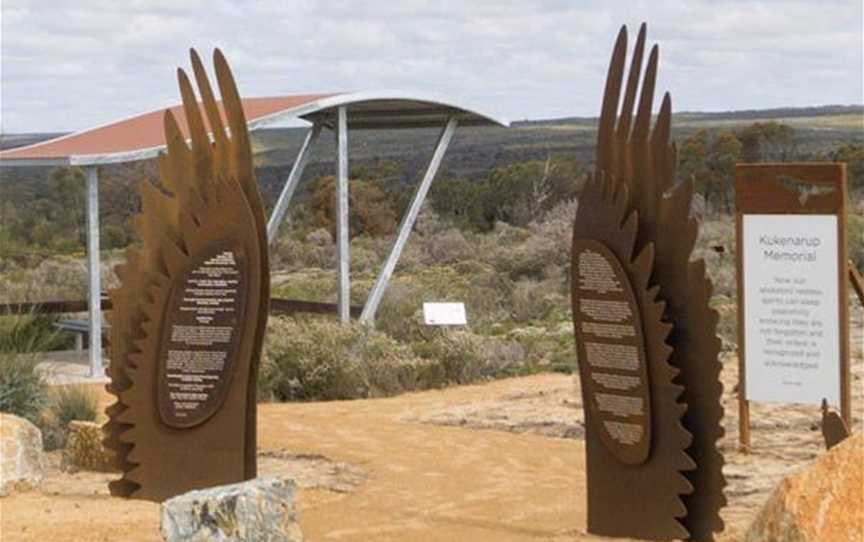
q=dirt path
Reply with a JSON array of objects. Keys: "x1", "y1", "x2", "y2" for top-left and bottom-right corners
[
  {"x1": 1, "y1": 375, "x2": 591, "y2": 542},
  {"x1": 1, "y1": 300, "x2": 860, "y2": 541}
]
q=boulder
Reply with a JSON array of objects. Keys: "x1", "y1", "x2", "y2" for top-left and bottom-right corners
[
  {"x1": 745, "y1": 433, "x2": 863, "y2": 542},
  {"x1": 62, "y1": 420, "x2": 117, "y2": 472},
  {"x1": 160, "y1": 476, "x2": 303, "y2": 542},
  {"x1": 0, "y1": 413, "x2": 46, "y2": 495}
]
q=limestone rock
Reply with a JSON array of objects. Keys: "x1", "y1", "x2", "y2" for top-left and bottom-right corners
[
  {"x1": 160, "y1": 476, "x2": 303, "y2": 542},
  {"x1": 62, "y1": 420, "x2": 117, "y2": 472},
  {"x1": 0, "y1": 413, "x2": 46, "y2": 495},
  {"x1": 746, "y1": 433, "x2": 864, "y2": 542}
]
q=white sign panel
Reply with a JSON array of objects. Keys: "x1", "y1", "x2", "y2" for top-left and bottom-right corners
[
  {"x1": 742, "y1": 214, "x2": 840, "y2": 405},
  {"x1": 423, "y1": 302, "x2": 467, "y2": 326}
]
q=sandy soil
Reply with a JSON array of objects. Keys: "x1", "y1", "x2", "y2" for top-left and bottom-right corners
[{"x1": 1, "y1": 304, "x2": 860, "y2": 542}]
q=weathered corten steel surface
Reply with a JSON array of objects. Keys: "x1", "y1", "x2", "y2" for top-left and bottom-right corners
[
  {"x1": 571, "y1": 24, "x2": 726, "y2": 541},
  {"x1": 103, "y1": 49, "x2": 270, "y2": 502},
  {"x1": 821, "y1": 399, "x2": 850, "y2": 450}
]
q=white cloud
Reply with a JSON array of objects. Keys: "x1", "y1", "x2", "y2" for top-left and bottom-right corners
[{"x1": 1, "y1": 0, "x2": 861, "y2": 132}]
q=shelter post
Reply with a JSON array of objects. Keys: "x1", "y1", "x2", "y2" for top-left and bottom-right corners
[
  {"x1": 360, "y1": 117, "x2": 458, "y2": 325},
  {"x1": 84, "y1": 166, "x2": 104, "y2": 378},
  {"x1": 266, "y1": 123, "x2": 322, "y2": 244},
  {"x1": 335, "y1": 106, "x2": 350, "y2": 324}
]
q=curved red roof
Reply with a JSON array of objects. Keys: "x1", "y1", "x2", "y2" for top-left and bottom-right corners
[
  {"x1": 0, "y1": 95, "x2": 333, "y2": 165},
  {"x1": 0, "y1": 91, "x2": 507, "y2": 167}
]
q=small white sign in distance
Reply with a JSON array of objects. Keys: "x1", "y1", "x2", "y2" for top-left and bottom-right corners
[
  {"x1": 742, "y1": 214, "x2": 840, "y2": 406},
  {"x1": 423, "y1": 302, "x2": 467, "y2": 326}
]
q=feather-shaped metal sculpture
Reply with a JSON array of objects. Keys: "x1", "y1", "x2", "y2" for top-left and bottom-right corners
[
  {"x1": 103, "y1": 49, "x2": 270, "y2": 502},
  {"x1": 572, "y1": 24, "x2": 726, "y2": 540}
]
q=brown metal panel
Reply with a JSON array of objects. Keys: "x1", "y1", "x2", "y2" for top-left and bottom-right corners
[
  {"x1": 572, "y1": 23, "x2": 726, "y2": 541},
  {"x1": 851, "y1": 263, "x2": 864, "y2": 306},
  {"x1": 735, "y1": 163, "x2": 846, "y2": 214},
  {"x1": 103, "y1": 49, "x2": 270, "y2": 502},
  {"x1": 821, "y1": 399, "x2": 850, "y2": 450},
  {"x1": 572, "y1": 177, "x2": 694, "y2": 541}
]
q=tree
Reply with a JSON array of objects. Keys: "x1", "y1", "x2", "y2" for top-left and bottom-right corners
[
  {"x1": 829, "y1": 143, "x2": 864, "y2": 194},
  {"x1": 678, "y1": 130, "x2": 712, "y2": 206},
  {"x1": 737, "y1": 122, "x2": 795, "y2": 162},
  {"x1": 308, "y1": 176, "x2": 397, "y2": 239},
  {"x1": 706, "y1": 131, "x2": 742, "y2": 213},
  {"x1": 428, "y1": 178, "x2": 488, "y2": 229},
  {"x1": 484, "y1": 154, "x2": 582, "y2": 227}
]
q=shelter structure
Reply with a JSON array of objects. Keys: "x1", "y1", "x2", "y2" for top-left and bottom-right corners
[{"x1": 0, "y1": 91, "x2": 507, "y2": 377}]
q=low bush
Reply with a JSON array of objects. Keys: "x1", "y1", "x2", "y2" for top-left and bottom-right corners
[
  {"x1": 0, "y1": 311, "x2": 67, "y2": 354},
  {"x1": 260, "y1": 317, "x2": 434, "y2": 401},
  {"x1": 260, "y1": 317, "x2": 544, "y2": 402},
  {"x1": 50, "y1": 385, "x2": 99, "y2": 428},
  {"x1": 510, "y1": 279, "x2": 559, "y2": 323},
  {"x1": 41, "y1": 385, "x2": 100, "y2": 450},
  {"x1": 411, "y1": 332, "x2": 486, "y2": 384},
  {"x1": 0, "y1": 353, "x2": 48, "y2": 425}
]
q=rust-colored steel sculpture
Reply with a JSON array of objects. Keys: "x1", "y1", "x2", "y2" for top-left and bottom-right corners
[
  {"x1": 103, "y1": 49, "x2": 270, "y2": 502},
  {"x1": 571, "y1": 24, "x2": 726, "y2": 540},
  {"x1": 821, "y1": 399, "x2": 850, "y2": 450}
]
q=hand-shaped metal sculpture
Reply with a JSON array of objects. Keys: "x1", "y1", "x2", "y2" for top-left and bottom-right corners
[
  {"x1": 103, "y1": 49, "x2": 270, "y2": 502},
  {"x1": 572, "y1": 24, "x2": 726, "y2": 540}
]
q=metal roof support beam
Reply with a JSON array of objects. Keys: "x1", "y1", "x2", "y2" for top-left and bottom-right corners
[
  {"x1": 335, "y1": 106, "x2": 350, "y2": 324},
  {"x1": 266, "y1": 123, "x2": 322, "y2": 245},
  {"x1": 360, "y1": 116, "x2": 458, "y2": 325},
  {"x1": 84, "y1": 166, "x2": 105, "y2": 378}
]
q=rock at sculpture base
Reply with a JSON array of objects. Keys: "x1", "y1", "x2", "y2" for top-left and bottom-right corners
[
  {"x1": 746, "y1": 433, "x2": 863, "y2": 542},
  {"x1": 160, "y1": 476, "x2": 303, "y2": 542},
  {"x1": 62, "y1": 420, "x2": 117, "y2": 473},
  {"x1": 0, "y1": 413, "x2": 46, "y2": 496}
]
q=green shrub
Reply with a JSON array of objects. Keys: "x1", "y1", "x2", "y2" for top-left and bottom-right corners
[
  {"x1": 50, "y1": 385, "x2": 99, "y2": 427},
  {"x1": 260, "y1": 317, "x2": 544, "y2": 402},
  {"x1": 375, "y1": 282, "x2": 425, "y2": 342},
  {"x1": 411, "y1": 332, "x2": 485, "y2": 384},
  {"x1": 0, "y1": 311, "x2": 66, "y2": 353},
  {"x1": 0, "y1": 353, "x2": 48, "y2": 424},
  {"x1": 510, "y1": 280, "x2": 558, "y2": 323},
  {"x1": 261, "y1": 317, "x2": 430, "y2": 401},
  {"x1": 41, "y1": 385, "x2": 100, "y2": 450}
]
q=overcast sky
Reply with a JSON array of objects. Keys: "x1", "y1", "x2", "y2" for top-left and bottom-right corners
[{"x1": 1, "y1": 0, "x2": 862, "y2": 133}]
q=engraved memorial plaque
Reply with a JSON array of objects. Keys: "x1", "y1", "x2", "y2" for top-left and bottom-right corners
[
  {"x1": 573, "y1": 239, "x2": 651, "y2": 464},
  {"x1": 158, "y1": 245, "x2": 249, "y2": 428}
]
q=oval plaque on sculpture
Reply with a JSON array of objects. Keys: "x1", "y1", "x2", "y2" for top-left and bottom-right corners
[
  {"x1": 572, "y1": 238, "x2": 651, "y2": 464},
  {"x1": 157, "y1": 242, "x2": 250, "y2": 428}
]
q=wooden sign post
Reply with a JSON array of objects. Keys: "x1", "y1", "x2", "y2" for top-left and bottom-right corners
[{"x1": 735, "y1": 163, "x2": 850, "y2": 451}]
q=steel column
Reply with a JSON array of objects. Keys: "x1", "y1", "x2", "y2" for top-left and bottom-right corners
[
  {"x1": 360, "y1": 117, "x2": 458, "y2": 324},
  {"x1": 266, "y1": 124, "x2": 322, "y2": 245},
  {"x1": 84, "y1": 166, "x2": 105, "y2": 378},
  {"x1": 335, "y1": 106, "x2": 350, "y2": 324}
]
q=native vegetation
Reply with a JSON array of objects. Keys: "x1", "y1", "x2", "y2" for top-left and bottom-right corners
[{"x1": 0, "y1": 107, "x2": 861, "y2": 404}]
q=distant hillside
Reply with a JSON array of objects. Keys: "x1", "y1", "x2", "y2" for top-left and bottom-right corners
[
  {"x1": 2, "y1": 104, "x2": 861, "y2": 214},
  {"x1": 513, "y1": 104, "x2": 864, "y2": 127},
  {"x1": 0, "y1": 133, "x2": 66, "y2": 151}
]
